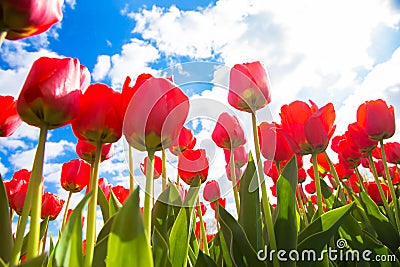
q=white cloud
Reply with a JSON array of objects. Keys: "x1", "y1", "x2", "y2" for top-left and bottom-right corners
[
  {"x1": 92, "y1": 55, "x2": 111, "y2": 81},
  {"x1": 65, "y1": 0, "x2": 77, "y2": 10}
]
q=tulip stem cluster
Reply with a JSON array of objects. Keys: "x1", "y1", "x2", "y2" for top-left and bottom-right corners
[{"x1": 84, "y1": 142, "x2": 102, "y2": 267}]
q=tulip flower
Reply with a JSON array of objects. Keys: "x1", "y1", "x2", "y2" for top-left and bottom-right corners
[
  {"x1": 384, "y1": 142, "x2": 400, "y2": 165},
  {"x1": 0, "y1": 95, "x2": 22, "y2": 137},
  {"x1": 298, "y1": 168, "x2": 307, "y2": 183},
  {"x1": 225, "y1": 163, "x2": 242, "y2": 183},
  {"x1": 264, "y1": 160, "x2": 279, "y2": 184},
  {"x1": 17, "y1": 57, "x2": 88, "y2": 129},
  {"x1": 76, "y1": 140, "x2": 113, "y2": 164},
  {"x1": 98, "y1": 178, "x2": 112, "y2": 200},
  {"x1": 305, "y1": 180, "x2": 316, "y2": 194},
  {"x1": 228, "y1": 61, "x2": 271, "y2": 113},
  {"x1": 195, "y1": 202, "x2": 207, "y2": 217},
  {"x1": 9, "y1": 187, "x2": 28, "y2": 215},
  {"x1": 345, "y1": 122, "x2": 377, "y2": 153},
  {"x1": 111, "y1": 185, "x2": 130, "y2": 204},
  {"x1": 210, "y1": 197, "x2": 226, "y2": 211},
  {"x1": 212, "y1": 112, "x2": 246, "y2": 150},
  {"x1": 334, "y1": 163, "x2": 354, "y2": 180},
  {"x1": 258, "y1": 122, "x2": 294, "y2": 163},
  {"x1": 203, "y1": 180, "x2": 221, "y2": 202},
  {"x1": 365, "y1": 182, "x2": 391, "y2": 205},
  {"x1": 123, "y1": 75, "x2": 190, "y2": 152},
  {"x1": 279, "y1": 100, "x2": 336, "y2": 155},
  {"x1": 60, "y1": 159, "x2": 91, "y2": 193},
  {"x1": 178, "y1": 149, "x2": 209, "y2": 185},
  {"x1": 72, "y1": 83, "x2": 123, "y2": 144},
  {"x1": 140, "y1": 155, "x2": 162, "y2": 179},
  {"x1": 0, "y1": 0, "x2": 63, "y2": 42},
  {"x1": 169, "y1": 126, "x2": 196, "y2": 156},
  {"x1": 223, "y1": 146, "x2": 248, "y2": 168},
  {"x1": 4, "y1": 169, "x2": 30, "y2": 202},
  {"x1": 41, "y1": 192, "x2": 64, "y2": 220},
  {"x1": 357, "y1": 99, "x2": 395, "y2": 141},
  {"x1": 121, "y1": 73, "x2": 153, "y2": 115}
]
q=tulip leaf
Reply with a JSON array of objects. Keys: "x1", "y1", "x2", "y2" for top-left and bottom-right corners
[
  {"x1": 108, "y1": 190, "x2": 121, "y2": 217},
  {"x1": 54, "y1": 192, "x2": 91, "y2": 267},
  {"x1": 19, "y1": 254, "x2": 47, "y2": 267},
  {"x1": 106, "y1": 188, "x2": 153, "y2": 266},
  {"x1": 274, "y1": 155, "x2": 298, "y2": 267},
  {"x1": 92, "y1": 215, "x2": 116, "y2": 267},
  {"x1": 359, "y1": 191, "x2": 400, "y2": 253},
  {"x1": 169, "y1": 207, "x2": 190, "y2": 267},
  {"x1": 218, "y1": 206, "x2": 266, "y2": 266},
  {"x1": 98, "y1": 185, "x2": 110, "y2": 223},
  {"x1": 238, "y1": 152, "x2": 262, "y2": 251},
  {"x1": 0, "y1": 179, "x2": 13, "y2": 263},
  {"x1": 195, "y1": 250, "x2": 218, "y2": 267},
  {"x1": 153, "y1": 227, "x2": 172, "y2": 267},
  {"x1": 21, "y1": 217, "x2": 49, "y2": 257},
  {"x1": 183, "y1": 176, "x2": 201, "y2": 207},
  {"x1": 297, "y1": 203, "x2": 354, "y2": 263}
]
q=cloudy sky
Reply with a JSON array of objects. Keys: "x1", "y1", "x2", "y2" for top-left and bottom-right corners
[{"x1": 1, "y1": 0, "x2": 400, "y2": 233}]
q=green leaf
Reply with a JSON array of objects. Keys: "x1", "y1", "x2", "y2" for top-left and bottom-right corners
[
  {"x1": 238, "y1": 153, "x2": 262, "y2": 251},
  {"x1": 0, "y1": 179, "x2": 13, "y2": 263},
  {"x1": 108, "y1": 190, "x2": 122, "y2": 218},
  {"x1": 106, "y1": 188, "x2": 153, "y2": 266},
  {"x1": 92, "y1": 215, "x2": 116, "y2": 267},
  {"x1": 97, "y1": 185, "x2": 109, "y2": 223},
  {"x1": 218, "y1": 206, "x2": 266, "y2": 266},
  {"x1": 359, "y1": 191, "x2": 400, "y2": 253},
  {"x1": 152, "y1": 228, "x2": 172, "y2": 267},
  {"x1": 19, "y1": 254, "x2": 47, "y2": 267},
  {"x1": 274, "y1": 156, "x2": 298, "y2": 267},
  {"x1": 21, "y1": 217, "x2": 49, "y2": 257},
  {"x1": 195, "y1": 250, "x2": 218, "y2": 267},
  {"x1": 169, "y1": 207, "x2": 190, "y2": 267},
  {"x1": 54, "y1": 192, "x2": 91, "y2": 267},
  {"x1": 297, "y1": 203, "x2": 355, "y2": 262}
]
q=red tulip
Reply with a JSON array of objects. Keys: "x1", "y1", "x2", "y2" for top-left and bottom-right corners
[
  {"x1": 298, "y1": 168, "x2": 307, "y2": 183},
  {"x1": 111, "y1": 185, "x2": 130, "y2": 204},
  {"x1": 41, "y1": 192, "x2": 65, "y2": 220},
  {"x1": 223, "y1": 146, "x2": 248, "y2": 168},
  {"x1": 264, "y1": 160, "x2": 279, "y2": 184},
  {"x1": 212, "y1": 112, "x2": 246, "y2": 150},
  {"x1": 258, "y1": 122, "x2": 294, "y2": 162},
  {"x1": 17, "y1": 57, "x2": 88, "y2": 129},
  {"x1": 4, "y1": 169, "x2": 31, "y2": 213},
  {"x1": 123, "y1": 76, "x2": 190, "y2": 152},
  {"x1": 383, "y1": 166, "x2": 400, "y2": 185},
  {"x1": 357, "y1": 99, "x2": 395, "y2": 140},
  {"x1": 178, "y1": 149, "x2": 209, "y2": 185},
  {"x1": 169, "y1": 126, "x2": 196, "y2": 156},
  {"x1": 310, "y1": 153, "x2": 330, "y2": 174},
  {"x1": 384, "y1": 142, "x2": 400, "y2": 165},
  {"x1": 228, "y1": 61, "x2": 271, "y2": 112},
  {"x1": 9, "y1": 188, "x2": 28, "y2": 215},
  {"x1": 72, "y1": 83, "x2": 123, "y2": 144},
  {"x1": 0, "y1": 95, "x2": 22, "y2": 137},
  {"x1": 0, "y1": 0, "x2": 63, "y2": 40},
  {"x1": 121, "y1": 74, "x2": 153, "y2": 115},
  {"x1": 279, "y1": 100, "x2": 336, "y2": 155},
  {"x1": 60, "y1": 159, "x2": 91, "y2": 193},
  {"x1": 98, "y1": 177, "x2": 111, "y2": 200},
  {"x1": 270, "y1": 184, "x2": 277, "y2": 197},
  {"x1": 76, "y1": 139, "x2": 113, "y2": 164},
  {"x1": 365, "y1": 182, "x2": 391, "y2": 205},
  {"x1": 140, "y1": 155, "x2": 162, "y2": 179},
  {"x1": 305, "y1": 180, "x2": 316, "y2": 194},
  {"x1": 225, "y1": 163, "x2": 242, "y2": 183},
  {"x1": 336, "y1": 137, "x2": 362, "y2": 169},
  {"x1": 334, "y1": 163, "x2": 354, "y2": 180},
  {"x1": 345, "y1": 122, "x2": 377, "y2": 153},
  {"x1": 203, "y1": 180, "x2": 221, "y2": 202},
  {"x1": 210, "y1": 198, "x2": 226, "y2": 211},
  {"x1": 195, "y1": 201, "x2": 207, "y2": 217}
]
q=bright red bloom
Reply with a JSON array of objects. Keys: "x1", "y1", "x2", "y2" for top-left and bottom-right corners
[
  {"x1": 98, "y1": 178, "x2": 111, "y2": 200},
  {"x1": 195, "y1": 220, "x2": 206, "y2": 239},
  {"x1": 298, "y1": 168, "x2": 307, "y2": 183},
  {"x1": 365, "y1": 182, "x2": 391, "y2": 205},
  {"x1": 264, "y1": 160, "x2": 279, "y2": 184},
  {"x1": 305, "y1": 180, "x2": 316, "y2": 194},
  {"x1": 279, "y1": 100, "x2": 336, "y2": 155},
  {"x1": 121, "y1": 73, "x2": 153, "y2": 115},
  {"x1": 384, "y1": 142, "x2": 400, "y2": 165},
  {"x1": 169, "y1": 126, "x2": 196, "y2": 156},
  {"x1": 210, "y1": 198, "x2": 226, "y2": 211},
  {"x1": 336, "y1": 137, "x2": 362, "y2": 169},
  {"x1": 76, "y1": 139, "x2": 113, "y2": 164},
  {"x1": 212, "y1": 112, "x2": 246, "y2": 150},
  {"x1": 195, "y1": 202, "x2": 207, "y2": 217},
  {"x1": 0, "y1": 0, "x2": 63, "y2": 40},
  {"x1": 140, "y1": 155, "x2": 162, "y2": 179},
  {"x1": 310, "y1": 153, "x2": 330, "y2": 174},
  {"x1": 357, "y1": 99, "x2": 395, "y2": 140},
  {"x1": 203, "y1": 180, "x2": 221, "y2": 202},
  {"x1": 258, "y1": 122, "x2": 294, "y2": 162},
  {"x1": 371, "y1": 160, "x2": 384, "y2": 177},
  {"x1": 0, "y1": 95, "x2": 22, "y2": 137},
  {"x1": 225, "y1": 163, "x2": 242, "y2": 183},
  {"x1": 334, "y1": 163, "x2": 354, "y2": 180},
  {"x1": 345, "y1": 122, "x2": 378, "y2": 153},
  {"x1": 223, "y1": 146, "x2": 248, "y2": 168},
  {"x1": 60, "y1": 159, "x2": 91, "y2": 193},
  {"x1": 228, "y1": 61, "x2": 271, "y2": 112},
  {"x1": 178, "y1": 149, "x2": 209, "y2": 185},
  {"x1": 111, "y1": 185, "x2": 130, "y2": 204},
  {"x1": 41, "y1": 192, "x2": 65, "y2": 220},
  {"x1": 72, "y1": 83, "x2": 123, "y2": 144},
  {"x1": 17, "y1": 57, "x2": 88, "y2": 129},
  {"x1": 270, "y1": 184, "x2": 277, "y2": 197},
  {"x1": 384, "y1": 166, "x2": 400, "y2": 185},
  {"x1": 4, "y1": 169, "x2": 31, "y2": 213},
  {"x1": 123, "y1": 76, "x2": 190, "y2": 152}
]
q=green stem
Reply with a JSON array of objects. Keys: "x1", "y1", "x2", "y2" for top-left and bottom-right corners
[
  {"x1": 354, "y1": 167, "x2": 367, "y2": 193},
  {"x1": 368, "y1": 153, "x2": 395, "y2": 223},
  {"x1": 380, "y1": 139, "x2": 400, "y2": 234},
  {"x1": 41, "y1": 220, "x2": 49, "y2": 254},
  {"x1": 176, "y1": 172, "x2": 180, "y2": 186},
  {"x1": 26, "y1": 125, "x2": 48, "y2": 259},
  {"x1": 128, "y1": 146, "x2": 134, "y2": 192},
  {"x1": 83, "y1": 142, "x2": 102, "y2": 267},
  {"x1": 323, "y1": 152, "x2": 347, "y2": 204},
  {"x1": 312, "y1": 154, "x2": 324, "y2": 216},
  {"x1": 61, "y1": 191, "x2": 73, "y2": 229},
  {"x1": 230, "y1": 149, "x2": 240, "y2": 215},
  {"x1": 251, "y1": 112, "x2": 279, "y2": 267},
  {"x1": 296, "y1": 188, "x2": 308, "y2": 225},
  {"x1": 197, "y1": 198, "x2": 209, "y2": 255},
  {"x1": 162, "y1": 149, "x2": 167, "y2": 191},
  {"x1": 143, "y1": 150, "x2": 155, "y2": 244}
]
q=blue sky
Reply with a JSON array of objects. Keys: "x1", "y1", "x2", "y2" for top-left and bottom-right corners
[{"x1": 1, "y1": 0, "x2": 400, "y2": 233}]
